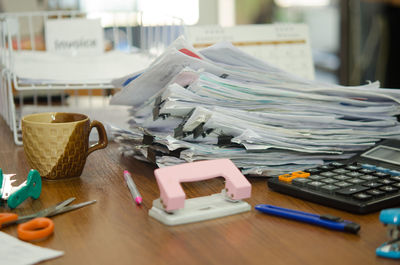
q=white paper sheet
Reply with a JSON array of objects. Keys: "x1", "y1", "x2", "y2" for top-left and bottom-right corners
[
  {"x1": 12, "y1": 50, "x2": 152, "y2": 85},
  {"x1": 184, "y1": 24, "x2": 315, "y2": 80},
  {"x1": 0, "y1": 231, "x2": 64, "y2": 265}
]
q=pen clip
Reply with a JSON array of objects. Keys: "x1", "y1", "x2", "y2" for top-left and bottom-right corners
[{"x1": 319, "y1": 214, "x2": 343, "y2": 222}]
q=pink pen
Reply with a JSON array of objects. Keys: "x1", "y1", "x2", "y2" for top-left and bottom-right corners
[{"x1": 123, "y1": 170, "x2": 143, "y2": 205}]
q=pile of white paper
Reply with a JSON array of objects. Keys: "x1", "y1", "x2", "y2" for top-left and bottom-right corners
[
  {"x1": 11, "y1": 50, "x2": 153, "y2": 85},
  {"x1": 110, "y1": 36, "x2": 400, "y2": 176}
]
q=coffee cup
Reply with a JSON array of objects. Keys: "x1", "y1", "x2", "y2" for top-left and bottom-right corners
[{"x1": 21, "y1": 112, "x2": 108, "y2": 180}]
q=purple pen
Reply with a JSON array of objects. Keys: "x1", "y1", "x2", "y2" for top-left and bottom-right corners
[{"x1": 123, "y1": 170, "x2": 143, "y2": 205}]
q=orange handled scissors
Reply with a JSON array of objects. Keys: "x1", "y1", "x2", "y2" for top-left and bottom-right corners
[{"x1": 0, "y1": 197, "x2": 96, "y2": 241}]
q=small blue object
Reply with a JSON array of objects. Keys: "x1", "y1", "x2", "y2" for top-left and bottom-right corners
[
  {"x1": 361, "y1": 164, "x2": 376, "y2": 170},
  {"x1": 122, "y1": 73, "x2": 142, "y2": 86},
  {"x1": 389, "y1": 170, "x2": 400, "y2": 176},
  {"x1": 380, "y1": 208, "x2": 400, "y2": 225},
  {"x1": 375, "y1": 167, "x2": 391, "y2": 174},
  {"x1": 376, "y1": 208, "x2": 400, "y2": 259},
  {"x1": 255, "y1": 204, "x2": 360, "y2": 234}
]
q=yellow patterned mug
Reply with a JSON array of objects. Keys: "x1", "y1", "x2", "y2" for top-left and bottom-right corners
[{"x1": 21, "y1": 112, "x2": 108, "y2": 180}]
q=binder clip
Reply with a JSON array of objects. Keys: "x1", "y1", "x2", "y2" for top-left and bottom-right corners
[
  {"x1": 149, "y1": 159, "x2": 251, "y2": 226},
  {"x1": 0, "y1": 169, "x2": 42, "y2": 209},
  {"x1": 376, "y1": 208, "x2": 400, "y2": 259}
]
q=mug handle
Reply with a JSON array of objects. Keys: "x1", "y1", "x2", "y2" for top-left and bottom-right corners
[{"x1": 87, "y1": 120, "x2": 108, "y2": 157}]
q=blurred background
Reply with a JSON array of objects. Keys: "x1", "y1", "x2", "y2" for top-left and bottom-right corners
[{"x1": 1, "y1": 0, "x2": 399, "y2": 88}]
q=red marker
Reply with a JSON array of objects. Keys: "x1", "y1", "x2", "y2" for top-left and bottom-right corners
[{"x1": 179, "y1": 48, "x2": 202, "y2": 59}]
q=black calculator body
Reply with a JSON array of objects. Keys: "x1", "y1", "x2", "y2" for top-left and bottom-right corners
[{"x1": 267, "y1": 139, "x2": 400, "y2": 214}]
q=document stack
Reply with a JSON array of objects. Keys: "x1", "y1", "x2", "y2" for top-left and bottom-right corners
[
  {"x1": 0, "y1": 11, "x2": 183, "y2": 145},
  {"x1": 110, "y1": 36, "x2": 400, "y2": 177}
]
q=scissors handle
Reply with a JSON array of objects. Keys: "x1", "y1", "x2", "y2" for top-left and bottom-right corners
[
  {"x1": 0, "y1": 213, "x2": 18, "y2": 228},
  {"x1": 17, "y1": 217, "x2": 54, "y2": 241}
]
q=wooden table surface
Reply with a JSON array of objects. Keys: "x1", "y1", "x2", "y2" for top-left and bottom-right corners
[{"x1": 0, "y1": 116, "x2": 398, "y2": 265}]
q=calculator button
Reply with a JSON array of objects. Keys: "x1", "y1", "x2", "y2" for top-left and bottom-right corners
[
  {"x1": 278, "y1": 174, "x2": 294, "y2": 182},
  {"x1": 379, "y1": 186, "x2": 399, "y2": 193},
  {"x1": 378, "y1": 179, "x2": 395, "y2": 185},
  {"x1": 332, "y1": 168, "x2": 349, "y2": 174},
  {"x1": 347, "y1": 178, "x2": 366, "y2": 184},
  {"x1": 333, "y1": 175, "x2": 351, "y2": 181},
  {"x1": 321, "y1": 185, "x2": 339, "y2": 193},
  {"x1": 359, "y1": 168, "x2": 375, "y2": 174},
  {"x1": 292, "y1": 178, "x2": 311, "y2": 186},
  {"x1": 292, "y1": 171, "x2": 311, "y2": 178},
  {"x1": 345, "y1": 171, "x2": 364, "y2": 178},
  {"x1": 304, "y1": 168, "x2": 321, "y2": 174},
  {"x1": 346, "y1": 164, "x2": 362, "y2": 171},
  {"x1": 392, "y1": 182, "x2": 400, "y2": 188},
  {"x1": 389, "y1": 170, "x2": 400, "y2": 176},
  {"x1": 373, "y1": 172, "x2": 390, "y2": 178},
  {"x1": 361, "y1": 164, "x2": 376, "y2": 170},
  {"x1": 320, "y1": 171, "x2": 337, "y2": 178},
  {"x1": 366, "y1": 189, "x2": 386, "y2": 197},
  {"x1": 307, "y1": 181, "x2": 325, "y2": 190},
  {"x1": 321, "y1": 178, "x2": 337, "y2": 184},
  {"x1": 329, "y1": 162, "x2": 345, "y2": 168},
  {"x1": 353, "y1": 193, "x2": 373, "y2": 201},
  {"x1": 318, "y1": 165, "x2": 334, "y2": 171},
  {"x1": 360, "y1": 175, "x2": 378, "y2": 181},
  {"x1": 375, "y1": 167, "x2": 391, "y2": 174},
  {"x1": 279, "y1": 172, "x2": 309, "y2": 183},
  {"x1": 390, "y1": 176, "x2": 400, "y2": 182},
  {"x1": 336, "y1": 185, "x2": 369, "y2": 196},
  {"x1": 308, "y1": 175, "x2": 325, "y2": 181},
  {"x1": 335, "y1": 181, "x2": 352, "y2": 188},
  {"x1": 363, "y1": 182, "x2": 383, "y2": 188}
]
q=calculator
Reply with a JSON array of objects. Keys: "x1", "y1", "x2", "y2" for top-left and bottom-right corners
[{"x1": 267, "y1": 139, "x2": 400, "y2": 214}]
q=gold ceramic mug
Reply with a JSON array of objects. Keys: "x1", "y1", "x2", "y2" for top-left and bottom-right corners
[{"x1": 21, "y1": 112, "x2": 108, "y2": 180}]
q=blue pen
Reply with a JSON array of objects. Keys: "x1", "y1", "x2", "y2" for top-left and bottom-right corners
[{"x1": 255, "y1": 204, "x2": 360, "y2": 234}]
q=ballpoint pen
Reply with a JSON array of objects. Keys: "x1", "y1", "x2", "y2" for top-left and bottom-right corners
[
  {"x1": 255, "y1": 204, "x2": 360, "y2": 234},
  {"x1": 123, "y1": 170, "x2": 143, "y2": 205}
]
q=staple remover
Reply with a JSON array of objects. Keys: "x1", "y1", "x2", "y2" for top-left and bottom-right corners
[
  {"x1": 376, "y1": 208, "x2": 400, "y2": 259},
  {"x1": 0, "y1": 169, "x2": 42, "y2": 209}
]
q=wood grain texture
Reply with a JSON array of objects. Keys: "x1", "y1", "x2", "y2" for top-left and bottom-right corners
[{"x1": 0, "y1": 117, "x2": 398, "y2": 265}]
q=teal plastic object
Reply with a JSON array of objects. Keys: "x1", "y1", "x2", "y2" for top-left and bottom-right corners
[
  {"x1": 376, "y1": 242, "x2": 400, "y2": 259},
  {"x1": 376, "y1": 208, "x2": 400, "y2": 259},
  {"x1": 7, "y1": 169, "x2": 42, "y2": 209},
  {"x1": 0, "y1": 168, "x2": 3, "y2": 198},
  {"x1": 379, "y1": 208, "x2": 400, "y2": 225}
]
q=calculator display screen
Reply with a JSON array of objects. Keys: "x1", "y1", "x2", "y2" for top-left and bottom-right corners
[{"x1": 361, "y1": 145, "x2": 400, "y2": 165}]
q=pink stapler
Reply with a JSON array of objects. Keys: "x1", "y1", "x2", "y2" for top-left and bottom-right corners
[{"x1": 149, "y1": 159, "x2": 252, "y2": 226}]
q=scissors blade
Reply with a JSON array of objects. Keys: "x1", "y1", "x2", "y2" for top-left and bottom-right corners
[
  {"x1": 48, "y1": 200, "x2": 97, "y2": 217},
  {"x1": 17, "y1": 197, "x2": 76, "y2": 223}
]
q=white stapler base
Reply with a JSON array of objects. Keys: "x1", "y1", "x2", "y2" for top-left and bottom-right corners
[{"x1": 149, "y1": 192, "x2": 251, "y2": 226}]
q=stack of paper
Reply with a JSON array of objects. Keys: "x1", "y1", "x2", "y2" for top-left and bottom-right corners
[
  {"x1": 11, "y1": 50, "x2": 153, "y2": 85},
  {"x1": 110, "y1": 36, "x2": 400, "y2": 176}
]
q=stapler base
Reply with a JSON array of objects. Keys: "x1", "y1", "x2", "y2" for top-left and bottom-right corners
[{"x1": 149, "y1": 191, "x2": 251, "y2": 226}]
